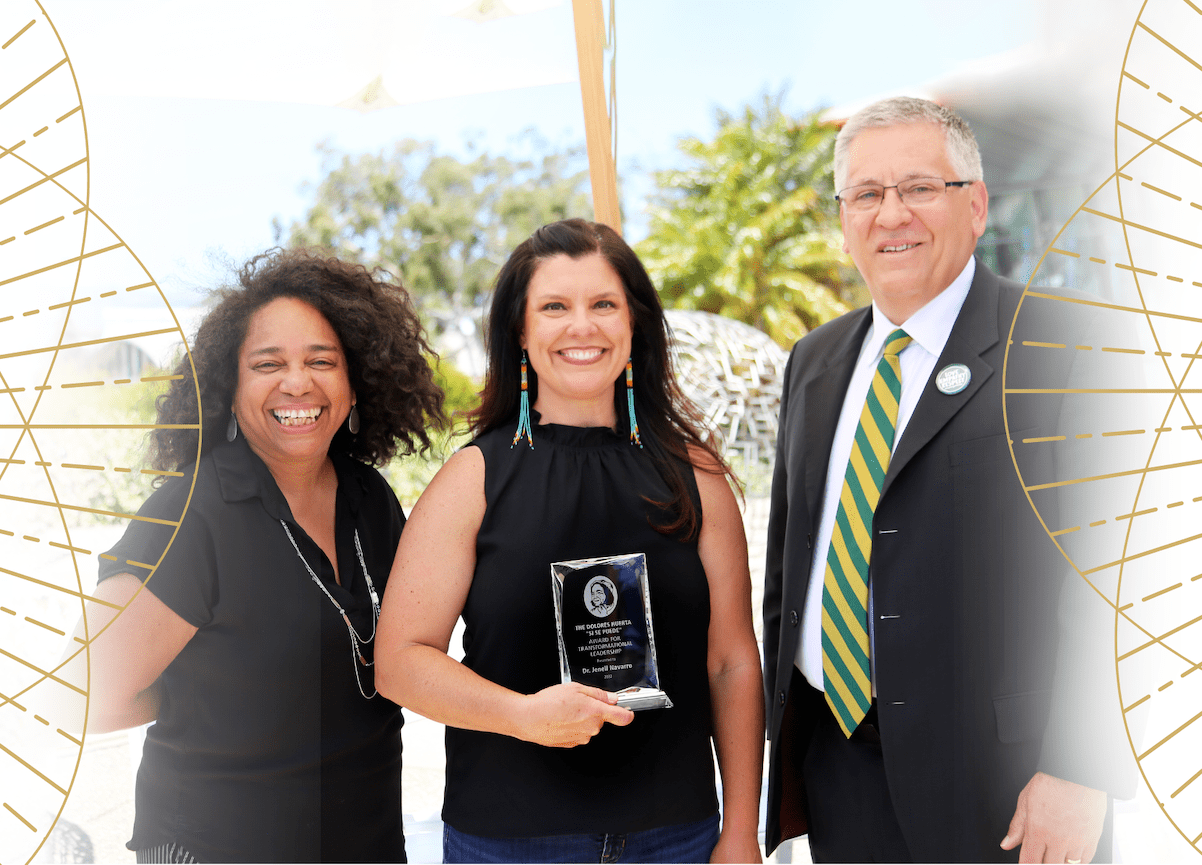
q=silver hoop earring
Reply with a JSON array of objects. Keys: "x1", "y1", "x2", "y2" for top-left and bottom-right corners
[
  {"x1": 226, "y1": 412, "x2": 239, "y2": 442},
  {"x1": 347, "y1": 404, "x2": 360, "y2": 435}
]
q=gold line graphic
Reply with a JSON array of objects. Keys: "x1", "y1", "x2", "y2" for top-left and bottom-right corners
[
  {"x1": 1084, "y1": 534, "x2": 1202, "y2": 576},
  {"x1": 0, "y1": 56, "x2": 67, "y2": 113},
  {"x1": 3, "y1": 803, "x2": 36, "y2": 833},
  {"x1": 1006, "y1": 388, "x2": 1202, "y2": 394},
  {"x1": 1, "y1": 20, "x2": 36, "y2": 50},
  {"x1": 1143, "y1": 583, "x2": 1183, "y2": 601},
  {"x1": 0, "y1": 647, "x2": 84, "y2": 696},
  {"x1": 0, "y1": 241, "x2": 122, "y2": 287},
  {"x1": 1138, "y1": 708, "x2": 1202, "y2": 761},
  {"x1": 0, "y1": 742, "x2": 66, "y2": 795},
  {"x1": 1025, "y1": 457, "x2": 1202, "y2": 491},
  {"x1": 0, "y1": 492, "x2": 179, "y2": 525},
  {"x1": 1119, "y1": 614, "x2": 1202, "y2": 662},
  {"x1": 0, "y1": 326, "x2": 181, "y2": 361},
  {"x1": 1137, "y1": 20, "x2": 1202, "y2": 73},
  {"x1": 1027, "y1": 289, "x2": 1202, "y2": 325},
  {"x1": 0, "y1": 154, "x2": 84, "y2": 206},
  {"x1": 1118, "y1": 118, "x2": 1202, "y2": 168},
  {"x1": 1127, "y1": 694, "x2": 1152, "y2": 712},
  {"x1": 0, "y1": 7, "x2": 205, "y2": 859},
  {"x1": 1000, "y1": 10, "x2": 1202, "y2": 850},
  {"x1": 1081, "y1": 205, "x2": 1202, "y2": 251},
  {"x1": 0, "y1": 425, "x2": 199, "y2": 430},
  {"x1": 1172, "y1": 767, "x2": 1202, "y2": 799},
  {"x1": 1140, "y1": 180, "x2": 1182, "y2": 199},
  {"x1": 0, "y1": 565, "x2": 123, "y2": 608}
]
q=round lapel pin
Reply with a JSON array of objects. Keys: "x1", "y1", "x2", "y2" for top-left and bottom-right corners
[{"x1": 935, "y1": 363, "x2": 971, "y2": 395}]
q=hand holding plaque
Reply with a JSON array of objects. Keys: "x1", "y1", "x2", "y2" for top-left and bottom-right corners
[{"x1": 551, "y1": 553, "x2": 672, "y2": 711}]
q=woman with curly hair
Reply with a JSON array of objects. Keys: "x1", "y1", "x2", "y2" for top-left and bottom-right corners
[
  {"x1": 377, "y1": 219, "x2": 764, "y2": 863},
  {"x1": 80, "y1": 249, "x2": 444, "y2": 863}
]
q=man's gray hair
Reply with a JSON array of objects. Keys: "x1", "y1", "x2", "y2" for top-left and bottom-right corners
[{"x1": 833, "y1": 96, "x2": 983, "y2": 194}]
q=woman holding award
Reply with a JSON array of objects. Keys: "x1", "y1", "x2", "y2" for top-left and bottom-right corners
[{"x1": 377, "y1": 219, "x2": 764, "y2": 863}]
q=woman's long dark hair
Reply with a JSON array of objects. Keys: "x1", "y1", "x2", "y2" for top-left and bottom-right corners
[{"x1": 469, "y1": 219, "x2": 737, "y2": 538}]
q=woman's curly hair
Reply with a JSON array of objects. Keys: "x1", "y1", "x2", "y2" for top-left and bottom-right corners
[{"x1": 149, "y1": 248, "x2": 446, "y2": 474}]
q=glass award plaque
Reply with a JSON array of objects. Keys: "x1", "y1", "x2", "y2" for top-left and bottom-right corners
[{"x1": 551, "y1": 552, "x2": 672, "y2": 711}]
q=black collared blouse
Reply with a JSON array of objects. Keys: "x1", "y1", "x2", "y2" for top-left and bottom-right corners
[{"x1": 97, "y1": 436, "x2": 406, "y2": 863}]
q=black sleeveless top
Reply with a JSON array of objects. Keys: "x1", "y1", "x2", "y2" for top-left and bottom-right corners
[{"x1": 442, "y1": 418, "x2": 719, "y2": 837}]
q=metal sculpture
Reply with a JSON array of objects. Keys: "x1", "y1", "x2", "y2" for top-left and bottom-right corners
[{"x1": 665, "y1": 309, "x2": 789, "y2": 467}]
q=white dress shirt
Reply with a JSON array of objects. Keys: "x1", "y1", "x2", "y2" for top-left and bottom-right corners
[{"x1": 796, "y1": 256, "x2": 976, "y2": 692}]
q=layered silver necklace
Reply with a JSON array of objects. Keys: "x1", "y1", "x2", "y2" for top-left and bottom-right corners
[{"x1": 280, "y1": 520, "x2": 380, "y2": 699}]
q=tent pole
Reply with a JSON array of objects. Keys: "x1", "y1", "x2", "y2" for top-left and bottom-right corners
[{"x1": 571, "y1": 0, "x2": 622, "y2": 235}]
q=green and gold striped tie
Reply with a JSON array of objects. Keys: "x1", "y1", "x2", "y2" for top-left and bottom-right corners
[{"x1": 822, "y1": 328, "x2": 912, "y2": 737}]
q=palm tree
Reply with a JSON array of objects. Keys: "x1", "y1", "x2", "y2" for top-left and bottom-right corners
[{"x1": 637, "y1": 95, "x2": 863, "y2": 348}]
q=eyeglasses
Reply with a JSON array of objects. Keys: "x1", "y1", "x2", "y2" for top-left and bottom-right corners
[{"x1": 835, "y1": 177, "x2": 974, "y2": 212}]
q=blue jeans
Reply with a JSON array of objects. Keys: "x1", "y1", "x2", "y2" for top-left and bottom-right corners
[{"x1": 442, "y1": 812, "x2": 720, "y2": 863}]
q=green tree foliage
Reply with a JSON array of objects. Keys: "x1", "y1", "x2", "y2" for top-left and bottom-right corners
[
  {"x1": 636, "y1": 96, "x2": 863, "y2": 348},
  {"x1": 379, "y1": 361, "x2": 478, "y2": 509},
  {"x1": 280, "y1": 133, "x2": 591, "y2": 336},
  {"x1": 281, "y1": 138, "x2": 574, "y2": 501},
  {"x1": 434, "y1": 359, "x2": 479, "y2": 426}
]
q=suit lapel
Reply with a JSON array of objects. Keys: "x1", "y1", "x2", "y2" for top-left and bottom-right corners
[
  {"x1": 803, "y1": 310, "x2": 872, "y2": 525},
  {"x1": 883, "y1": 259, "x2": 1001, "y2": 496}
]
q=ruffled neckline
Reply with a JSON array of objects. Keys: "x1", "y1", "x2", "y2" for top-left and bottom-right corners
[{"x1": 529, "y1": 408, "x2": 626, "y2": 449}]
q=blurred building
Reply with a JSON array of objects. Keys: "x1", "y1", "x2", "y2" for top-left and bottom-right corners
[{"x1": 823, "y1": 0, "x2": 1135, "y2": 301}]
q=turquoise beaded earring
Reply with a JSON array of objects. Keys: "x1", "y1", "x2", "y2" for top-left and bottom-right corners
[
  {"x1": 512, "y1": 350, "x2": 534, "y2": 449},
  {"x1": 626, "y1": 356, "x2": 642, "y2": 448}
]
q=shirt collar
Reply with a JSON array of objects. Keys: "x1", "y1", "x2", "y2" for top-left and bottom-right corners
[
  {"x1": 865, "y1": 255, "x2": 976, "y2": 360},
  {"x1": 210, "y1": 436, "x2": 368, "y2": 521}
]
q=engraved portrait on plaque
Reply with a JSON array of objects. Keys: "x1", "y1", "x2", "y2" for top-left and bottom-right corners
[{"x1": 551, "y1": 552, "x2": 672, "y2": 710}]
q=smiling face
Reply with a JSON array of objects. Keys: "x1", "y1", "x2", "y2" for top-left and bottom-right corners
[
  {"x1": 521, "y1": 252, "x2": 632, "y2": 428},
  {"x1": 232, "y1": 296, "x2": 354, "y2": 474},
  {"x1": 839, "y1": 122, "x2": 988, "y2": 324}
]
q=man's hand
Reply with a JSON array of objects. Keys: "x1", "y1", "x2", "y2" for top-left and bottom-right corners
[{"x1": 1000, "y1": 771, "x2": 1106, "y2": 863}]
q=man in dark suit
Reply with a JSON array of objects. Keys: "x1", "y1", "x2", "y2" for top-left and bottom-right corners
[{"x1": 763, "y1": 97, "x2": 1125, "y2": 863}]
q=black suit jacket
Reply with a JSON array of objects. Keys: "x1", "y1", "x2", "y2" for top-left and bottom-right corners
[{"x1": 763, "y1": 260, "x2": 1126, "y2": 861}]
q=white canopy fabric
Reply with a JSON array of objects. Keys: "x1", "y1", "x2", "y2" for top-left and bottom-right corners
[{"x1": 48, "y1": 0, "x2": 571, "y2": 109}]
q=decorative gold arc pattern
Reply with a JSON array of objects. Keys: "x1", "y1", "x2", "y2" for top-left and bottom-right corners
[
  {"x1": 1004, "y1": 0, "x2": 1202, "y2": 856},
  {"x1": 0, "y1": 3, "x2": 200, "y2": 863}
]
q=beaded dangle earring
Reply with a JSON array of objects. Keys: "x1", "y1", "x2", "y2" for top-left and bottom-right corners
[
  {"x1": 626, "y1": 356, "x2": 642, "y2": 448},
  {"x1": 511, "y1": 350, "x2": 534, "y2": 449}
]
